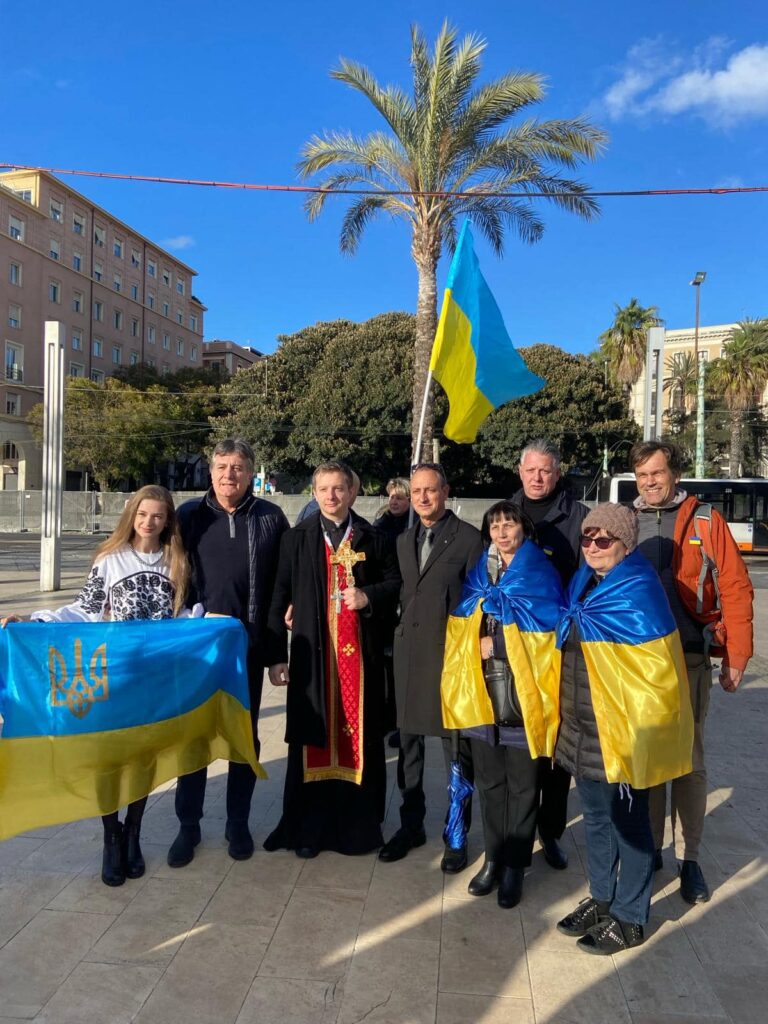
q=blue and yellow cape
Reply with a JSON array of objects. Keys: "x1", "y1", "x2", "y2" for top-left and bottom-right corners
[
  {"x1": 441, "y1": 540, "x2": 563, "y2": 757},
  {"x1": 559, "y1": 549, "x2": 694, "y2": 788},
  {"x1": 0, "y1": 617, "x2": 264, "y2": 840}
]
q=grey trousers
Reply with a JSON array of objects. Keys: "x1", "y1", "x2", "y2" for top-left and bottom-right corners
[{"x1": 649, "y1": 652, "x2": 711, "y2": 861}]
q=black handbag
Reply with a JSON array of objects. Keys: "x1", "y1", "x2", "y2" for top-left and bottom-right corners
[{"x1": 482, "y1": 656, "x2": 524, "y2": 728}]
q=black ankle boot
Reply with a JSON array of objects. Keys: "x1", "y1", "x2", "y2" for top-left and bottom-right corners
[
  {"x1": 102, "y1": 824, "x2": 126, "y2": 887},
  {"x1": 497, "y1": 867, "x2": 524, "y2": 908},
  {"x1": 122, "y1": 825, "x2": 145, "y2": 879},
  {"x1": 468, "y1": 860, "x2": 499, "y2": 896}
]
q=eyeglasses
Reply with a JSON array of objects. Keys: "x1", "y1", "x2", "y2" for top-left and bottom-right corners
[{"x1": 579, "y1": 534, "x2": 618, "y2": 550}]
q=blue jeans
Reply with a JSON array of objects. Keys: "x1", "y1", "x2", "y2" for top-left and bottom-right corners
[{"x1": 577, "y1": 778, "x2": 654, "y2": 925}]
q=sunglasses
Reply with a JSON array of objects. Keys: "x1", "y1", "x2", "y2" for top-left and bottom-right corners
[{"x1": 579, "y1": 534, "x2": 618, "y2": 550}]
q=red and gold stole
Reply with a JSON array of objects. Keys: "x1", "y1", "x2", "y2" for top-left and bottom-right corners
[{"x1": 303, "y1": 531, "x2": 365, "y2": 784}]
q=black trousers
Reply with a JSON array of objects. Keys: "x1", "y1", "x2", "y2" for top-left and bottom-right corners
[
  {"x1": 397, "y1": 731, "x2": 474, "y2": 838},
  {"x1": 175, "y1": 648, "x2": 263, "y2": 829},
  {"x1": 471, "y1": 740, "x2": 539, "y2": 868},
  {"x1": 537, "y1": 759, "x2": 571, "y2": 841}
]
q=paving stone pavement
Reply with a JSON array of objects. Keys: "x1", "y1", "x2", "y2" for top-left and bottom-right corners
[{"x1": 1, "y1": 550, "x2": 766, "y2": 1023}]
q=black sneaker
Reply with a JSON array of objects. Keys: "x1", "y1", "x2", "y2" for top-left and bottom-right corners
[
  {"x1": 577, "y1": 916, "x2": 644, "y2": 955},
  {"x1": 557, "y1": 897, "x2": 611, "y2": 937}
]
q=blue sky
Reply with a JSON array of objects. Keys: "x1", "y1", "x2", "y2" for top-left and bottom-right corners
[{"x1": 4, "y1": 0, "x2": 766, "y2": 355}]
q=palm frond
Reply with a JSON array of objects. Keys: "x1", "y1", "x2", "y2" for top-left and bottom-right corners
[{"x1": 331, "y1": 58, "x2": 415, "y2": 148}]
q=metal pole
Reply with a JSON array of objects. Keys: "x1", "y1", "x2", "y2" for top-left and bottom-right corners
[
  {"x1": 602, "y1": 361, "x2": 609, "y2": 477},
  {"x1": 643, "y1": 327, "x2": 664, "y2": 440},
  {"x1": 41, "y1": 321, "x2": 65, "y2": 591},
  {"x1": 693, "y1": 284, "x2": 706, "y2": 476},
  {"x1": 412, "y1": 370, "x2": 433, "y2": 468}
]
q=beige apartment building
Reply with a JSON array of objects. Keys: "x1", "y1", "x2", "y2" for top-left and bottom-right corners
[
  {"x1": 0, "y1": 168, "x2": 206, "y2": 489},
  {"x1": 203, "y1": 338, "x2": 264, "y2": 375}
]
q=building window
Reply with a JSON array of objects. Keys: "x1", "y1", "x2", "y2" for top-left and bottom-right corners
[
  {"x1": 148, "y1": 324, "x2": 156, "y2": 344},
  {"x1": 113, "y1": 238, "x2": 123, "y2": 259},
  {"x1": 94, "y1": 260, "x2": 103, "y2": 282},
  {"x1": 190, "y1": 343, "x2": 198, "y2": 362},
  {"x1": 146, "y1": 356, "x2": 155, "y2": 368},
  {"x1": 50, "y1": 198, "x2": 63, "y2": 222},
  {"x1": 8, "y1": 304, "x2": 22, "y2": 329},
  {"x1": 72, "y1": 251, "x2": 82, "y2": 272},
  {"x1": 73, "y1": 213, "x2": 85, "y2": 235},
  {"x1": 93, "y1": 300, "x2": 104, "y2": 321},
  {"x1": 5, "y1": 342, "x2": 23, "y2": 380},
  {"x1": 162, "y1": 332, "x2": 170, "y2": 350},
  {"x1": 162, "y1": 301, "x2": 170, "y2": 317},
  {"x1": 94, "y1": 225, "x2": 106, "y2": 247},
  {"x1": 131, "y1": 249, "x2": 141, "y2": 267},
  {"x1": 698, "y1": 351, "x2": 708, "y2": 363},
  {"x1": 190, "y1": 314, "x2": 198, "y2": 332},
  {"x1": 114, "y1": 273, "x2": 122, "y2": 293},
  {"x1": 69, "y1": 362, "x2": 84, "y2": 377},
  {"x1": 114, "y1": 309, "x2": 123, "y2": 330},
  {"x1": 130, "y1": 283, "x2": 139, "y2": 300},
  {"x1": 73, "y1": 290, "x2": 84, "y2": 314},
  {"x1": 6, "y1": 393, "x2": 20, "y2": 415},
  {"x1": 131, "y1": 317, "x2": 140, "y2": 338},
  {"x1": 112, "y1": 345, "x2": 121, "y2": 365},
  {"x1": 12, "y1": 188, "x2": 31, "y2": 202},
  {"x1": 91, "y1": 369, "x2": 105, "y2": 383},
  {"x1": 176, "y1": 278, "x2": 185, "y2": 296},
  {"x1": 130, "y1": 350, "x2": 139, "y2": 366},
  {"x1": 162, "y1": 269, "x2": 171, "y2": 287},
  {"x1": 2, "y1": 441, "x2": 19, "y2": 459},
  {"x1": 9, "y1": 215, "x2": 24, "y2": 241},
  {"x1": 176, "y1": 309, "x2": 183, "y2": 324},
  {"x1": 176, "y1": 338, "x2": 184, "y2": 356},
  {"x1": 49, "y1": 280, "x2": 61, "y2": 304},
  {"x1": 9, "y1": 261, "x2": 22, "y2": 286},
  {"x1": 49, "y1": 239, "x2": 60, "y2": 261},
  {"x1": 161, "y1": 363, "x2": 170, "y2": 375},
  {"x1": 93, "y1": 338, "x2": 103, "y2": 357},
  {"x1": 147, "y1": 291, "x2": 155, "y2": 310},
  {"x1": 72, "y1": 330, "x2": 83, "y2": 351},
  {"x1": 147, "y1": 259, "x2": 157, "y2": 278}
]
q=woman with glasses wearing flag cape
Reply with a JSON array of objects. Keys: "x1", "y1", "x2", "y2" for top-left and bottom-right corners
[
  {"x1": 554, "y1": 503, "x2": 693, "y2": 956},
  {"x1": 440, "y1": 500, "x2": 563, "y2": 909}
]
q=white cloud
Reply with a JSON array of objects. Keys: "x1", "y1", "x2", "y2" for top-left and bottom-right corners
[
  {"x1": 599, "y1": 38, "x2": 768, "y2": 127},
  {"x1": 161, "y1": 234, "x2": 196, "y2": 251}
]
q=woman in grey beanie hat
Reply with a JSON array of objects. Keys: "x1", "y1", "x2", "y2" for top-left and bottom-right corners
[{"x1": 581, "y1": 503, "x2": 638, "y2": 555}]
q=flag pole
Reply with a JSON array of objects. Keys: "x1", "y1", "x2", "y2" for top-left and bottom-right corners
[{"x1": 412, "y1": 369, "x2": 434, "y2": 469}]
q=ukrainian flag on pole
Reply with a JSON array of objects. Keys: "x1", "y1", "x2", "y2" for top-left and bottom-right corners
[{"x1": 430, "y1": 220, "x2": 545, "y2": 443}]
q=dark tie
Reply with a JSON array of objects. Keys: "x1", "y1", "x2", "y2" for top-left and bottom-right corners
[{"x1": 420, "y1": 528, "x2": 434, "y2": 571}]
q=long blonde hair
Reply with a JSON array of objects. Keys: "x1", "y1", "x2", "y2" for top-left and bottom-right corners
[{"x1": 96, "y1": 485, "x2": 189, "y2": 615}]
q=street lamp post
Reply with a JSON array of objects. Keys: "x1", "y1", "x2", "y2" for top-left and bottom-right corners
[{"x1": 691, "y1": 271, "x2": 707, "y2": 477}]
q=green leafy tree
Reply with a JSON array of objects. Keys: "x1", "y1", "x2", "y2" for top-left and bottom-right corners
[
  {"x1": 298, "y1": 22, "x2": 607, "y2": 457},
  {"x1": 211, "y1": 314, "x2": 417, "y2": 487},
  {"x1": 452, "y1": 343, "x2": 638, "y2": 490},
  {"x1": 663, "y1": 351, "x2": 697, "y2": 414},
  {"x1": 599, "y1": 298, "x2": 662, "y2": 388},
  {"x1": 707, "y1": 318, "x2": 768, "y2": 475}
]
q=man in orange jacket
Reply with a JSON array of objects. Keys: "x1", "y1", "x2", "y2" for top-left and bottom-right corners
[{"x1": 629, "y1": 441, "x2": 754, "y2": 904}]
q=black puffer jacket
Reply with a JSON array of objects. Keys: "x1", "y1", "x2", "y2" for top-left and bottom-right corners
[
  {"x1": 510, "y1": 485, "x2": 588, "y2": 585},
  {"x1": 555, "y1": 620, "x2": 607, "y2": 782}
]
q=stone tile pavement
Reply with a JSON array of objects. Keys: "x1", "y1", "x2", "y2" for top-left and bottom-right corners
[{"x1": 1, "y1": 553, "x2": 766, "y2": 1023}]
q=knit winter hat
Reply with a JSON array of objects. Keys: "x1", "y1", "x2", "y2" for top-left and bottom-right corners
[{"x1": 582, "y1": 502, "x2": 638, "y2": 553}]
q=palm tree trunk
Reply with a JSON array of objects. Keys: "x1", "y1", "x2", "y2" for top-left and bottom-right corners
[
  {"x1": 411, "y1": 253, "x2": 439, "y2": 463},
  {"x1": 730, "y1": 410, "x2": 743, "y2": 476}
]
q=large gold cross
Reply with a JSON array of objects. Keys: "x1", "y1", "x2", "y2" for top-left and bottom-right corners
[{"x1": 331, "y1": 540, "x2": 366, "y2": 589}]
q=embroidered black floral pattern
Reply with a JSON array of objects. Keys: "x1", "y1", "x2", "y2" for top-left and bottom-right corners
[
  {"x1": 77, "y1": 566, "x2": 109, "y2": 614},
  {"x1": 110, "y1": 572, "x2": 175, "y2": 620}
]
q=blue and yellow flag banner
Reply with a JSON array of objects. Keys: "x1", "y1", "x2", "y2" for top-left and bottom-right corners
[
  {"x1": 430, "y1": 220, "x2": 545, "y2": 443},
  {"x1": 0, "y1": 618, "x2": 264, "y2": 839},
  {"x1": 559, "y1": 550, "x2": 694, "y2": 788},
  {"x1": 441, "y1": 540, "x2": 563, "y2": 757}
]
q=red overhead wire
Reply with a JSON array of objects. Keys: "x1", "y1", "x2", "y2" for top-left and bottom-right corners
[{"x1": 1, "y1": 162, "x2": 765, "y2": 199}]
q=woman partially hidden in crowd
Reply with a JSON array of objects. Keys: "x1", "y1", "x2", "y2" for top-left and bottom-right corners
[
  {"x1": 441, "y1": 500, "x2": 563, "y2": 908},
  {"x1": 1, "y1": 485, "x2": 193, "y2": 887},
  {"x1": 555, "y1": 503, "x2": 693, "y2": 954}
]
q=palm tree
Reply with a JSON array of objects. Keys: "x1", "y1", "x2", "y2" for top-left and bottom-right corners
[
  {"x1": 298, "y1": 22, "x2": 607, "y2": 458},
  {"x1": 707, "y1": 318, "x2": 768, "y2": 475},
  {"x1": 663, "y1": 351, "x2": 698, "y2": 414},
  {"x1": 599, "y1": 299, "x2": 662, "y2": 391}
]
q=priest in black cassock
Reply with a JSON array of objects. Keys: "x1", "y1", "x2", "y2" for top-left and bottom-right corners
[{"x1": 264, "y1": 460, "x2": 401, "y2": 858}]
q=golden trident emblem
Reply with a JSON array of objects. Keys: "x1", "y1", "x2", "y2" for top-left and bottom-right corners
[{"x1": 49, "y1": 638, "x2": 109, "y2": 718}]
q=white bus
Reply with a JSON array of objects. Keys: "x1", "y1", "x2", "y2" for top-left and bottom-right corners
[{"x1": 601, "y1": 475, "x2": 768, "y2": 553}]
